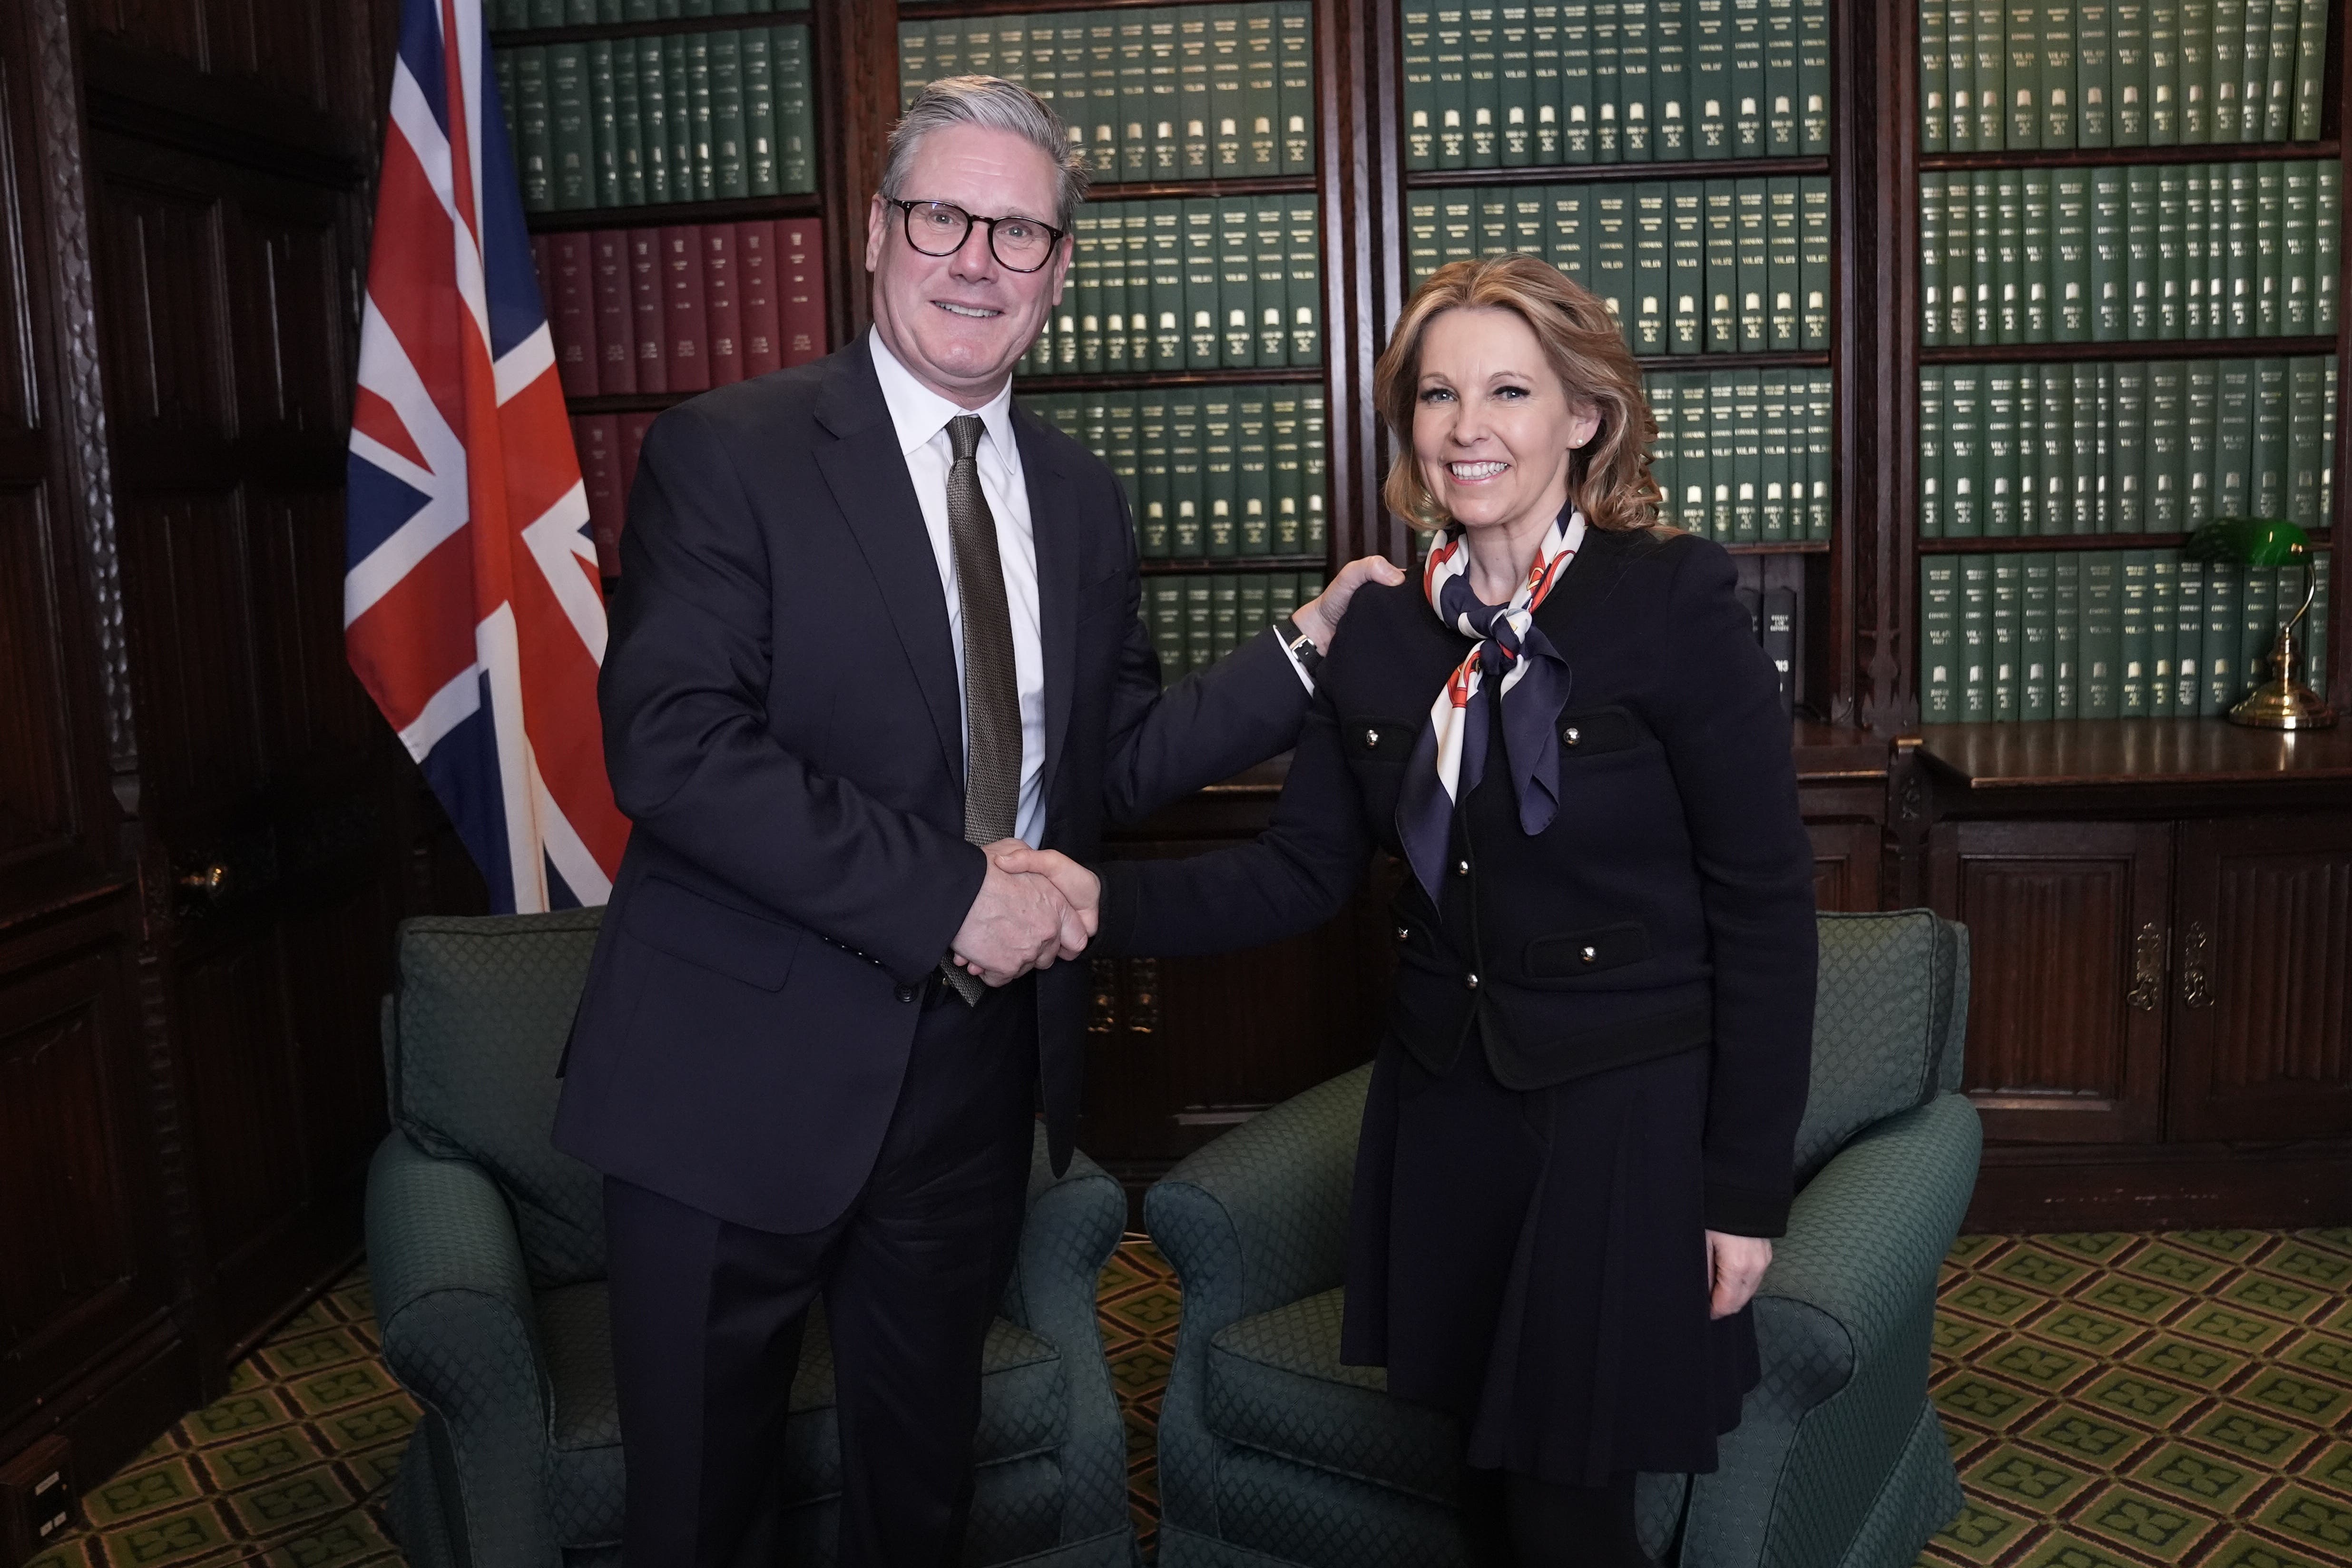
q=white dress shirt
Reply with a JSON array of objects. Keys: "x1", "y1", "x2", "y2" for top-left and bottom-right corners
[{"x1": 869, "y1": 329, "x2": 1053, "y2": 850}]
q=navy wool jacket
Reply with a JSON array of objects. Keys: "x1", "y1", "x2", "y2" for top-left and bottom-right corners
[
  {"x1": 1093, "y1": 524, "x2": 1818, "y2": 1235},
  {"x1": 554, "y1": 337, "x2": 1311, "y2": 1234}
]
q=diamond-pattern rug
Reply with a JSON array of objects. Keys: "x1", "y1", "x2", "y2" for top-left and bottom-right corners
[{"x1": 23, "y1": 1230, "x2": 2352, "y2": 1567}]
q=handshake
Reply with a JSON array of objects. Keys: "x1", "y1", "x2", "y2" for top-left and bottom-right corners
[{"x1": 948, "y1": 840, "x2": 1102, "y2": 987}]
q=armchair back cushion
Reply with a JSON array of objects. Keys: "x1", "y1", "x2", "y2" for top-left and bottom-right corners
[
  {"x1": 1793, "y1": 912, "x2": 1971, "y2": 1184},
  {"x1": 387, "y1": 910, "x2": 609, "y2": 1287}
]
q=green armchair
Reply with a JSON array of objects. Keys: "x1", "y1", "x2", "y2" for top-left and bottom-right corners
[
  {"x1": 364, "y1": 910, "x2": 1138, "y2": 1568},
  {"x1": 1143, "y1": 910, "x2": 1982, "y2": 1568}
]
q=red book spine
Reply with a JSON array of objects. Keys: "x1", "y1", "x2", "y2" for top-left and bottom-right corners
[
  {"x1": 661, "y1": 223, "x2": 710, "y2": 393},
  {"x1": 617, "y1": 412, "x2": 657, "y2": 519},
  {"x1": 548, "y1": 231, "x2": 598, "y2": 396},
  {"x1": 737, "y1": 220, "x2": 782, "y2": 377},
  {"x1": 575, "y1": 414, "x2": 623, "y2": 578},
  {"x1": 703, "y1": 224, "x2": 742, "y2": 387},
  {"x1": 629, "y1": 227, "x2": 668, "y2": 395},
  {"x1": 589, "y1": 229, "x2": 636, "y2": 396},
  {"x1": 778, "y1": 218, "x2": 825, "y2": 368}
]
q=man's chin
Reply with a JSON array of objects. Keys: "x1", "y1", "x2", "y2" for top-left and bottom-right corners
[{"x1": 908, "y1": 322, "x2": 1024, "y2": 386}]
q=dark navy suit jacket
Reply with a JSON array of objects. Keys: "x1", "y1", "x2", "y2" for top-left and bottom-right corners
[
  {"x1": 553, "y1": 334, "x2": 1310, "y2": 1233},
  {"x1": 1094, "y1": 525, "x2": 1817, "y2": 1235}
]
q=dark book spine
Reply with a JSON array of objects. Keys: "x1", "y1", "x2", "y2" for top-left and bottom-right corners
[
  {"x1": 703, "y1": 224, "x2": 741, "y2": 386},
  {"x1": 590, "y1": 228, "x2": 636, "y2": 395},
  {"x1": 576, "y1": 413, "x2": 623, "y2": 577},
  {"x1": 661, "y1": 225, "x2": 709, "y2": 392},
  {"x1": 778, "y1": 218, "x2": 823, "y2": 367},
  {"x1": 737, "y1": 220, "x2": 780, "y2": 377},
  {"x1": 549, "y1": 231, "x2": 599, "y2": 395}
]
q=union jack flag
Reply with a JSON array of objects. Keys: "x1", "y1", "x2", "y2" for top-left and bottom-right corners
[{"x1": 346, "y1": 0, "x2": 628, "y2": 912}]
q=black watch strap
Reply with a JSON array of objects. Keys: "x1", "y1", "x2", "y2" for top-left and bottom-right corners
[{"x1": 1276, "y1": 615, "x2": 1325, "y2": 677}]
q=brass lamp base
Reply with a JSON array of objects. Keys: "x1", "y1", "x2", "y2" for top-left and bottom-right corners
[{"x1": 2228, "y1": 622, "x2": 2337, "y2": 729}]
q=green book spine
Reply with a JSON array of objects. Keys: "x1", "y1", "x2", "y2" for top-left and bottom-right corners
[
  {"x1": 1287, "y1": 195, "x2": 1321, "y2": 366},
  {"x1": 1764, "y1": 176, "x2": 1799, "y2": 349},
  {"x1": 1149, "y1": 17, "x2": 1185, "y2": 179},
  {"x1": 2017, "y1": 359, "x2": 2044, "y2": 531},
  {"x1": 2149, "y1": 547, "x2": 2178, "y2": 713},
  {"x1": 1730, "y1": 0, "x2": 1764, "y2": 154},
  {"x1": 1592, "y1": 3, "x2": 1622, "y2": 164},
  {"x1": 1437, "y1": 5, "x2": 1471, "y2": 167},
  {"x1": 1407, "y1": 187, "x2": 1443, "y2": 289},
  {"x1": 897, "y1": 22, "x2": 929, "y2": 113},
  {"x1": 1479, "y1": 185, "x2": 1511, "y2": 258},
  {"x1": 685, "y1": 30, "x2": 715, "y2": 202},
  {"x1": 1971, "y1": 171, "x2": 1997, "y2": 340},
  {"x1": 1971, "y1": 1, "x2": 2004, "y2": 149},
  {"x1": 1269, "y1": 387, "x2": 1303, "y2": 551},
  {"x1": 1732, "y1": 369, "x2": 1763, "y2": 539},
  {"x1": 513, "y1": 48, "x2": 553, "y2": 212},
  {"x1": 2127, "y1": 166, "x2": 2158, "y2": 335},
  {"x1": 1139, "y1": 393, "x2": 1172, "y2": 558},
  {"x1": 2042, "y1": 0, "x2": 2077, "y2": 147},
  {"x1": 1759, "y1": 371, "x2": 1791, "y2": 539},
  {"x1": 1996, "y1": 169, "x2": 2025, "y2": 341},
  {"x1": 1707, "y1": 373, "x2": 1737, "y2": 536},
  {"x1": 1168, "y1": 392, "x2": 1205, "y2": 558},
  {"x1": 548, "y1": 42, "x2": 593, "y2": 209},
  {"x1": 1532, "y1": 4, "x2": 1567, "y2": 162},
  {"x1": 2250, "y1": 353, "x2": 2288, "y2": 516},
  {"x1": 2119, "y1": 548, "x2": 2154, "y2": 713},
  {"x1": 1946, "y1": 1, "x2": 1973, "y2": 149},
  {"x1": 1671, "y1": 185, "x2": 1706, "y2": 350},
  {"x1": 1500, "y1": 6, "x2": 1536, "y2": 164},
  {"x1": 1923, "y1": 0, "x2": 1949, "y2": 152},
  {"x1": 2211, "y1": 0, "x2": 2246, "y2": 139},
  {"x1": 1302, "y1": 391, "x2": 1329, "y2": 556},
  {"x1": 1799, "y1": 176, "x2": 1830, "y2": 350},
  {"x1": 1441, "y1": 185, "x2": 1478, "y2": 266},
  {"x1": 711, "y1": 30, "x2": 748, "y2": 201},
  {"x1": 2156, "y1": 161, "x2": 2186, "y2": 333},
  {"x1": 2262, "y1": 0, "x2": 2296, "y2": 140},
  {"x1": 1183, "y1": 199, "x2": 1220, "y2": 369},
  {"x1": 1177, "y1": 13, "x2": 1211, "y2": 176},
  {"x1": 1635, "y1": 184, "x2": 1671, "y2": 352},
  {"x1": 2098, "y1": 363, "x2": 2117, "y2": 532},
  {"x1": 1150, "y1": 579, "x2": 1185, "y2": 681},
  {"x1": 529, "y1": 0, "x2": 565, "y2": 26},
  {"x1": 1921, "y1": 557, "x2": 1960, "y2": 719},
  {"x1": 1797, "y1": 0, "x2": 1829, "y2": 154},
  {"x1": 2185, "y1": 162, "x2": 2210, "y2": 333},
  {"x1": 1255, "y1": 198, "x2": 1288, "y2": 365},
  {"x1": 926, "y1": 18, "x2": 962, "y2": 82},
  {"x1": 2201, "y1": 559, "x2": 2238, "y2": 710},
  {"x1": 1761, "y1": 0, "x2": 1796, "y2": 155},
  {"x1": 2081, "y1": 550, "x2": 2122, "y2": 715},
  {"x1": 1947, "y1": 363, "x2": 1984, "y2": 536},
  {"x1": 2239, "y1": 563, "x2": 2276, "y2": 700},
  {"x1": 1468, "y1": 4, "x2": 1504, "y2": 166},
  {"x1": 775, "y1": 25, "x2": 811, "y2": 194},
  {"x1": 2081, "y1": 1, "x2": 2114, "y2": 147},
  {"x1": 2256, "y1": 159, "x2": 2284, "y2": 333},
  {"x1": 1150, "y1": 200, "x2": 1185, "y2": 371},
  {"x1": 1279, "y1": 2, "x2": 1315, "y2": 174},
  {"x1": 1093, "y1": 15, "x2": 1125, "y2": 182},
  {"x1": 1073, "y1": 213, "x2": 1105, "y2": 374},
  {"x1": 2149, "y1": 358, "x2": 2187, "y2": 529},
  {"x1": 1690, "y1": 0, "x2": 1726, "y2": 155},
  {"x1": 2117, "y1": 359, "x2": 2150, "y2": 530},
  {"x1": 2305, "y1": 552, "x2": 2328, "y2": 697},
  {"x1": 1702, "y1": 180, "x2": 1735, "y2": 346},
  {"x1": 2054, "y1": 549, "x2": 2082, "y2": 713},
  {"x1": 1236, "y1": 390, "x2": 1272, "y2": 556},
  {"x1": 2319, "y1": 355, "x2": 2333, "y2": 526},
  {"x1": 1921, "y1": 367, "x2": 1947, "y2": 536},
  {"x1": 1593, "y1": 185, "x2": 1635, "y2": 345},
  {"x1": 1628, "y1": 1, "x2": 1660, "y2": 159},
  {"x1": 1921, "y1": 171, "x2": 1946, "y2": 347},
  {"x1": 2282, "y1": 156, "x2": 2314, "y2": 333},
  {"x1": 1657, "y1": 0, "x2": 1694, "y2": 158},
  {"x1": 2023, "y1": 551, "x2": 2057, "y2": 716},
  {"x1": 588, "y1": 40, "x2": 622, "y2": 209},
  {"x1": 2179, "y1": 0, "x2": 2212, "y2": 141},
  {"x1": 1653, "y1": 369, "x2": 1685, "y2": 526},
  {"x1": 496, "y1": 49, "x2": 518, "y2": 149},
  {"x1": 2114, "y1": 1, "x2": 2149, "y2": 144},
  {"x1": 2069, "y1": 363, "x2": 2099, "y2": 531},
  {"x1": 1239, "y1": 575, "x2": 1270, "y2": 642},
  {"x1": 2040, "y1": 363, "x2": 2074, "y2": 533},
  {"x1": 2292, "y1": 0, "x2": 2327, "y2": 141},
  {"x1": 1267, "y1": 572, "x2": 1303, "y2": 629},
  {"x1": 1960, "y1": 555, "x2": 1993, "y2": 716},
  {"x1": 2287, "y1": 353, "x2": 2324, "y2": 526},
  {"x1": 633, "y1": 38, "x2": 671, "y2": 204},
  {"x1": 2092, "y1": 164, "x2": 2127, "y2": 340},
  {"x1": 2235, "y1": 0, "x2": 2270, "y2": 141},
  {"x1": 2185, "y1": 356, "x2": 2219, "y2": 521},
  {"x1": 1218, "y1": 196, "x2": 1256, "y2": 368},
  {"x1": 1985, "y1": 363, "x2": 2021, "y2": 536},
  {"x1": 2150, "y1": 0, "x2": 2179, "y2": 143},
  {"x1": 1109, "y1": 392, "x2": 1142, "y2": 519},
  {"x1": 1130, "y1": 13, "x2": 1161, "y2": 182},
  {"x1": 1184, "y1": 578, "x2": 1215, "y2": 670},
  {"x1": 2214, "y1": 354, "x2": 2254, "y2": 515},
  {"x1": 2314, "y1": 160, "x2": 2338, "y2": 334},
  {"x1": 2024, "y1": 168, "x2": 2054, "y2": 340},
  {"x1": 1678, "y1": 372, "x2": 1714, "y2": 536},
  {"x1": 1734, "y1": 179, "x2": 1767, "y2": 349},
  {"x1": 1124, "y1": 207, "x2": 1153, "y2": 373},
  {"x1": 2004, "y1": 1, "x2": 2041, "y2": 147},
  {"x1": 2053, "y1": 165, "x2": 2092, "y2": 340}
]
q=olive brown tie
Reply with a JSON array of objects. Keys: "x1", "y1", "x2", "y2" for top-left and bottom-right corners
[{"x1": 941, "y1": 413, "x2": 1022, "y2": 1004}]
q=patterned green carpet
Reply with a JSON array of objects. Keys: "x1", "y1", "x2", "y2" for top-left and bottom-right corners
[{"x1": 23, "y1": 1231, "x2": 2352, "y2": 1568}]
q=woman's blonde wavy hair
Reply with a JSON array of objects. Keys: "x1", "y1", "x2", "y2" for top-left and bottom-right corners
[{"x1": 1375, "y1": 254, "x2": 1660, "y2": 533}]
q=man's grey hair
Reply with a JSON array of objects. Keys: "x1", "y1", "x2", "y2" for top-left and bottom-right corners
[{"x1": 882, "y1": 75, "x2": 1091, "y2": 231}]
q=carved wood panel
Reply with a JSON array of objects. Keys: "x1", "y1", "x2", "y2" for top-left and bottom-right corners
[
  {"x1": 112, "y1": 491, "x2": 264, "y2": 821},
  {"x1": 92, "y1": 175, "x2": 232, "y2": 442},
  {"x1": 0, "y1": 488, "x2": 80, "y2": 869},
  {"x1": 1929, "y1": 818, "x2": 2171, "y2": 1145},
  {"x1": 2167, "y1": 814, "x2": 2352, "y2": 1143},
  {"x1": 1807, "y1": 821, "x2": 1882, "y2": 913}
]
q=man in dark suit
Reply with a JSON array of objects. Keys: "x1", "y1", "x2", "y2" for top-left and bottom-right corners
[{"x1": 553, "y1": 76, "x2": 1395, "y2": 1567}]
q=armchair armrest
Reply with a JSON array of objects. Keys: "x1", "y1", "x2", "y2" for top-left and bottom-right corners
[{"x1": 365, "y1": 1131, "x2": 560, "y2": 1568}]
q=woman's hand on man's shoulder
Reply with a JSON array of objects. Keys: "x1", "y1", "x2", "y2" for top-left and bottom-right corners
[{"x1": 1291, "y1": 554, "x2": 1410, "y2": 652}]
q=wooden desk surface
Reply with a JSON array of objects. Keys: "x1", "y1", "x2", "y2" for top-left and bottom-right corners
[{"x1": 1916, "y1": 719, "x2": 2352, "y2": 791}]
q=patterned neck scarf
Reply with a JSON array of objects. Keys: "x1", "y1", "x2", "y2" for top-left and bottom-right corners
[{"x1": 1396, "y1": 508, "x2": 1585, "y2": 904}]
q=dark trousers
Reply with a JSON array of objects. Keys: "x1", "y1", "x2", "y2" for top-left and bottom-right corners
[{"x1": 605, "y1": 979, "x2": 1039, "y2": 1568}]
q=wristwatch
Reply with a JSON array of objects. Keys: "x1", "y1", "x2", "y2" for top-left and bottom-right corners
[{"x1": 1276, "y1": 615, "x2": 1325, "y2": 678}]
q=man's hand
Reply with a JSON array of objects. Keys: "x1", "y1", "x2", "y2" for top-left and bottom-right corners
[
  {"x1": 950, "y1": 841, "x2": 1076, "y2": 985},
  {"x1": 1290, "y1": 554, "x2": 1409, "y2": 651},
  {"x1": 1705, "y1": 1231, "x2": 1773, "y2": 1320},
  {"x1": 989, "y1": 844, "x2": 1100, "y2": 960}
]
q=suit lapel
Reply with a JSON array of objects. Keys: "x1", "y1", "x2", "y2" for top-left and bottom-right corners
[
  {"x1": 813, "y1": 337, "x2": 965, "y2": 791},
  {"x1": 1019, "y1": 408, "x2": 1080, "y2": 826}
]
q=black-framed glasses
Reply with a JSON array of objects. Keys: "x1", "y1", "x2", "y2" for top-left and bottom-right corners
[{"x1": 886, "y1": 198, "x2": 1066, "y2": 273}]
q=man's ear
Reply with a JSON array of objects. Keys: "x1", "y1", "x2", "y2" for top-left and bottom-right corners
[{"x1": 863, "y1": 193, "x2": 889, "y2": 273}]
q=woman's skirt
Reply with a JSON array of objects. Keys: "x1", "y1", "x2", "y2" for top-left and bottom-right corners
[{"x1": 1339, "y1": 1030, "x2": 1761, "y2": 1486}]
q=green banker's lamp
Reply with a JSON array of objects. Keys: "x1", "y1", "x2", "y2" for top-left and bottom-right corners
[{"x1": 2184, "y1": 517, "x2": 2336, "y2": 731}]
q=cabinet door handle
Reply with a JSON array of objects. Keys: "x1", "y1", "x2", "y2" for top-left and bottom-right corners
[
  {"x1": 2180, "y1": 921, "x2": 2214, "y2": 1009},
  {"x1": 2127, "y1": 921, "x2": 2166, "y2": 1012}
]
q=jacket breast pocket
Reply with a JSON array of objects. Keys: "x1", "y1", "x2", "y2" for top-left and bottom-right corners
[
  {"x1": 1524, "y1": 921, "x2": 1653, "y2": 981},
  {"x1": 1342, "y1": 716, "x2": 1421, "y2": 820},
  {"x1": 1553, "y1": 706, "x2": 1648, "y2": 760},
  {"x1": 624, "y1": 876, "x2": 804, "y2": 991}
]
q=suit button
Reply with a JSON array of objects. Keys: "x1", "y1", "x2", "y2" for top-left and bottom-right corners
[
  {"x1": 894, "y1": 984, "x2": 918, "y2": 1004},
  {"x1": 1465, "y1": 972, "x2": 1480, "y2": 990},
  {"x1": 1395, "y1": 925, "x2": 1411, "y2": 942},
  {"x1": 1456, "y1": 858, "x2": 1471, "y2": 876},
  {"x1": 1563, "y1": 725, "x2": 1581, "y2": 745},
  {"x1": 1364, "y1": 728, "x2": 1382, "y2": 748},
  {"x1": 1581, "y1": 945, "x2": 1598, "y2": 963}
]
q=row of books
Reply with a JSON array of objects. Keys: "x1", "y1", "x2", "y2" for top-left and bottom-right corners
[
  {"x1": 1148, "y1": 573, "x2": 1330, "y2": 684},
  {"x1": 1919, "y1": 549, "x2": 2334, "y2": 723},
  {"x1": 538, "y1": 220, "x2": 827, "y2": 399},
  {"x1": 1649, "y1": 368, "x2": 1833, "y2": 542},
  {"x1": 490, "y1": 0, "x2": 806, "y2": 26},
  {"x1": 1023, "y1": 195, "x2": 1322, "y2": 377},
  {"x1": 1018, "y1": 387, "x2": 1331, "y2": 561},
  {"x1": 576, "y1": 413, "x2": 656, "y2": 579},
  {"x1": 1400, "y1": 1, "x2": 1834, "y2": 170},
  {"x1": 1407, "y1": 179, "x2": 1832, "y2": 354},
  {"x1": 498, "y1": 25, "x2": 815, "y2": 214},
  {"x1": 1921, "y1": 355, "x2": 2338, "y2": 537},
  {"x1": 1920, "y1": 0, "x2": 2333, "y2": 152},
  {"x1": 1920, "y1": 160, "x2": 2342, "y2": 347},
  {"x1": 897, "y1": 5, "x2": 1317, "y2": 184}
]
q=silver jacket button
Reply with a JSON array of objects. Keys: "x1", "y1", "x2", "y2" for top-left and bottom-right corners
[
  {"x1": 1364, "y1": 728, "x2": 1381, "y2": 747},
  {"x1": 1563, "y1": 725, "x2": 1581, "y2": 745},
  {"x1": 1581, "y1": 945, "x2": 1598, "y2": 963},
  {"x1": 1456, "y1": 858, "x2": 1471, "y2": 876},
  {"x1": 1395, "y1": 925, "x2": 1411, "y2": 942},
  {"x1": 1465, "y1": 972, "x2": 1480, "y2": 990}
]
